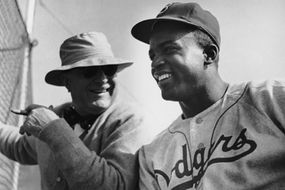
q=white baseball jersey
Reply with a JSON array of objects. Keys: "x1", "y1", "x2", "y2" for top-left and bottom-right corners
[{"x1": 139, "y1": 80, "x2": 285, "y2": 190}]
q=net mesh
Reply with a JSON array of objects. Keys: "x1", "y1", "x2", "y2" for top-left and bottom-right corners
[{"x1": 0, "y1": 0, "x2": 32, "y2": 189}]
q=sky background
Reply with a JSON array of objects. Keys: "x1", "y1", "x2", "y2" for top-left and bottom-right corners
[{"x1": 15, "y1": 0, "x2": 285, "y2": 189}]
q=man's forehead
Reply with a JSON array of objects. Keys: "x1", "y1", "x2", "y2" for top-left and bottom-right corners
[{"x1": 149, "y1": 39, "x2": 176, "y2": 51}]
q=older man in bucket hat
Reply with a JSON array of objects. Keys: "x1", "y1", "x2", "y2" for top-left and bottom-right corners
[
  {"x1": 131, "y1": 2, "x2": 285, "y2": 190},
  {"x1": 0, "y1": 31, "x2": 152, "y2": 190}
]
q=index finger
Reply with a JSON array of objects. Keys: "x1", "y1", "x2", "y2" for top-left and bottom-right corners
[{"x1": 11, "y1": 109, "x2": 29, "y2": 116}]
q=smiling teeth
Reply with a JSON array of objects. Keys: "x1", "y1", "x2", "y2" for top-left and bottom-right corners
[{"x1": 158, "y1": 74, "x2": 172, "y2": 81}]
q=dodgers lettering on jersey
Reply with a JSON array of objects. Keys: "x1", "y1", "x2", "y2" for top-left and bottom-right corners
[{"x1": 154, "y1": 128, "x2": 257, "y2": 189}]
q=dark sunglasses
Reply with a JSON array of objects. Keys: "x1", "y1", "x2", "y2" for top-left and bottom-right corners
[{"x1": 71, "y1": 65, "x2": 118, "y2": 78}]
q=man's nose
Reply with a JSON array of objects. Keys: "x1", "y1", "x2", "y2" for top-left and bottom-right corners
[
  {"x1": 93, "y1": 70, "x2": 108, "y2": 81},
  {"x1": 85, "y1": 70, "x2": 108, "y2": 84},
  {"x1": 151, "y1": 57, "x2": 165, "y2": 69}
]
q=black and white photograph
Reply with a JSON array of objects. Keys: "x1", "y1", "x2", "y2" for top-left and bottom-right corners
[{"x1": 0, "y1": 0, "x2": 285, "y2": 189}]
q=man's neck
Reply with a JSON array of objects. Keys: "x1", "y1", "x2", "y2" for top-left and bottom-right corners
[{"x1": 180, "y1": 79, "x2": 228, "y2": 118}]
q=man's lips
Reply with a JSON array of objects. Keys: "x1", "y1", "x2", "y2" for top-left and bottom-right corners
[
  {"x1": 89, "y1": 89, "x2": 108, "y2": 93},
  {"x1": 89, "y1": 84, "x2": 111, "y2": 93}
]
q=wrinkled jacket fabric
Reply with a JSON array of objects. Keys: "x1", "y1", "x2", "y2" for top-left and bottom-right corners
[
  {"x1": 139, "y1": 80, "x2": 285, "y2": 190},
  {"x1": 0, "y1": 87, "x2": 152, "y2": 190}
]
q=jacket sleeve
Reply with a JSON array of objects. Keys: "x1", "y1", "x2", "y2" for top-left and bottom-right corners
[
  {"x1": 0, "y1": 122, "x2": 38, "y2": 164},
  {"x1": 138, "y1": 146, "x2": 161, "y2": 190},
  {"x1": 38, "y1": 112, "x2": 148, "y2": 190}
]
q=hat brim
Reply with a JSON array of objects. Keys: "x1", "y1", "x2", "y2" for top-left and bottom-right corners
[
  {"x1": 131, "y1": 16, "x2": 217, "y2": 46},
  {"x1": 45, "y1": 56, "x2": 133, "y2": 86}
]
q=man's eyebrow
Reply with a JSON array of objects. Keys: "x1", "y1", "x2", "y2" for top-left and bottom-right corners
[
  {"x1": 149, "y1": 40, "x2": 177, "y2": 53},
  {"x1": 157, "y1": 40, "x2": 177, "y2": 49}
]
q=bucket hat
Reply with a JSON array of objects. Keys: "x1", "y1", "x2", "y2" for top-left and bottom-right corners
[
  {"x1": 45, "y1": 31, "x2": 133, "y2": 86},
  {"x1": 131, "y1": 2, "x2": 220, "y2": 48}
]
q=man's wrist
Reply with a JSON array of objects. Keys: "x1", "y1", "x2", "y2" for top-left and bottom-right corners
[{"x1": 38, "y1": 118, "x2": 78, "y2": 151}]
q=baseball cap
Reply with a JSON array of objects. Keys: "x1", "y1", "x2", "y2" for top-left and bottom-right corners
[
  {"x1": 45, "y1": 31, "x2": 133, "y2": 86},
  {"x1": 131, "y1": 2, "x2": 220, "y2": 48}
]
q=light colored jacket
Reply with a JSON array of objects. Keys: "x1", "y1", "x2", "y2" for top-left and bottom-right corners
[
  {"x1": 0, "y1": 87, "x2": 152, "y2": 190},
  {"x1": 139, "y1": 80, "x2": 285, "y2": 190}
]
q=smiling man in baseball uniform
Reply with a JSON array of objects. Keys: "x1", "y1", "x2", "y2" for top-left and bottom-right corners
[{"x1": 131, "y1": 2, "x2": 285, "y2": 189}]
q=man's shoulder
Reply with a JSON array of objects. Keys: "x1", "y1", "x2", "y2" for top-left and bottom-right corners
[
  {"x1": 111, "y1": 86, "x2": 145, "y2": 116},
  {"x1": 228, "y1": 79, "x2": 285, "y2": 117},
  {"x1": 227, "y1": 79, "x2": 285, "y2": 100},
  {"x1": 242, "y1": 79, "x2": 285, "y2": 100},
  {"x1": 109, "y1": 99, "x2": 145, "y2": 122},
  {"x1": 247, "y1": 78, "x2": 285, "y2": 90}
]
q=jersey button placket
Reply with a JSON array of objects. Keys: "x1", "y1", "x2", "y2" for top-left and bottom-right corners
[{"x1": 196, "y1": 117, "x2": 203, "y2": 124}]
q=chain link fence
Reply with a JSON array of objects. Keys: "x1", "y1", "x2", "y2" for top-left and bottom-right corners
[{"x1": 0, "y1": 0, "x2": 32, "y2": 189}]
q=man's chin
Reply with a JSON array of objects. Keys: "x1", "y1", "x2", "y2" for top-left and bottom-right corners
[
  {"x1": 161, "y1": 92, "x2": 176, "y2": 102},
  {"x1": 91, "y1": 99, "x2": 112, "y2": 110}
]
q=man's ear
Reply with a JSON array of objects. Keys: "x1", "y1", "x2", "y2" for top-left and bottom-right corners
[{"x1": 203, "y1": 44, "x2": 218, "y2": 65}]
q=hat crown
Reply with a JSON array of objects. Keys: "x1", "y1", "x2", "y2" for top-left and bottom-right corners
[
  {"x1": 157, "y1": 2, "x2": 201, "y2": 17},
  {"x1": 156, "y1": 2, "x2": 220, "y2": 47},
  {"x1": 45, "y1": 31, "x2": 133, "y2": 86},
  {"x1": 59, "y1": 32, "x2": 114, "y2": 66}
]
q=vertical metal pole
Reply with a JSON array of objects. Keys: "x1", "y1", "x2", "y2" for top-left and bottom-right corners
[
  {"x1": 12, "y1": 0, "x2": 36, "y2": 189},
  {"x1": 25, "y1": 0, "x2": 36, "y2": 35}
]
